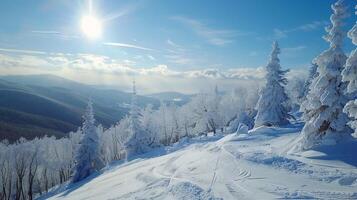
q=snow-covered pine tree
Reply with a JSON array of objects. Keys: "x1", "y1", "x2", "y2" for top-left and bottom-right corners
[
  {"x1": 125, "y1": 80, "x2": 154, "y2": 156},
  {"x1": 72, "y1": 100, "x2": 104, "y2": 183},
  {"x1": 342, "y1": 4, "x2": 357, "y2": 136},
  {"x1": 299, "y1": 0, "x2": 352, "y2": 149},
  {"x1": 303, "y1": 63, "x2": 318, "y2": 98},
  {"x1": 254, "y1": 41, "x2": 290, "y2": 127},
  {"x1": 299, "y1": 63, "x2": 318, "y2": 114}
]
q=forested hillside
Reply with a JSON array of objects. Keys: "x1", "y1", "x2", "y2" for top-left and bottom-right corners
[{"x1": 0, "y1": 75, "x2": 159, "y2": 141}]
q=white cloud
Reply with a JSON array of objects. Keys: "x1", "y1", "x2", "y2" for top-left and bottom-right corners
[
  {"x1": 226, "y1": 67, "x2": 266, "y2": 80},
  {"x1": 185, "y1": 69, "x2": 226, "y2": 79},
  {"x1": 0, "y1": 50, "x2": 307, "y2": 93},
  {"x1": 0, "y1": 48, "x2": 47, "y2": 55},
  {"x1": 0, "y1": 53, "x2": 56, "y2": 70},
  {"x1": 103, "y1": 42, "x2": 154, "y2": 51},
  {"x1": 286, "y1": 68, "x2": 309, "y2": 80}
]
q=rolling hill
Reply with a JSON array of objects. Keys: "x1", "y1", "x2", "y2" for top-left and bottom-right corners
[{"x1": 0, "y1": 74, "x2": 160, "y2": 142}]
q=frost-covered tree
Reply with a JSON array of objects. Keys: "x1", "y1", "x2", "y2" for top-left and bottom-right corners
[
  {"x1": 293, "y1": 63, "x2": 319, "y2": 114},
  {"x1": 287, "y1": 77, "x2": 306, "y2": 111},
  {"x1": 299, "y1": 0, "x2": 352, "y2": 149},
  {"x1": 342, "y1": 4, "x2": 357, "y2": 136},
  {"x1": 72, "y1": 100, "x2": 104, "y2": 183},
  {"x1": 177, "y1": 104, "x2": 196, "y2": 138},
  {"x1": 103, "y1": 117, "x2": 130, "y2": 161},
  {"x1": 188, "y1": 88, "x2": 223, "y2": 135},
  {"x1": 125, "y1": 81, "x2": 156, "y2": 156},
  {"x1": 303, "y1": 63, "x2": 319, "y2": 98},
  {"x1": 254, "y1": 41, "x2": 290, "y2": 127},
  {"x1": 219, "y1": 87, "x2": 257, "y2": 132},
  {"x1": 140, "y1": 104, "x2": 161, "y2": 145},
  {"x1": 210, "y1": 85, "x2": 222, "y2": 133}
]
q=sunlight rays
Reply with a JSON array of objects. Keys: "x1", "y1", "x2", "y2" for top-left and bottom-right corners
[{"x1": 80, "y1": 0, "x2": 102, "y2": 40}]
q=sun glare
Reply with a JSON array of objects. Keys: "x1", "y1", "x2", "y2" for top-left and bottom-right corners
[{"x1": 81, "y1": 15, "x2": 102, "y2": 40}]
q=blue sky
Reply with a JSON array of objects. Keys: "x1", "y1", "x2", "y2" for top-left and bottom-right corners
[{"x1": 0, "y1": 0, "x2": 355, "y2": 93}]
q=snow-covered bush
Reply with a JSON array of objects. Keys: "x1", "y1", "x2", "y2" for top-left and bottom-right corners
[
  {"x1": 255, "y1": 41, "x2": 290, "y2": 127},
  {"x1": 299, "y1": 0, "x2": 352, "y2": 149}
]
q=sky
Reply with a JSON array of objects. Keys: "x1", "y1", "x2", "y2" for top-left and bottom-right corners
[{"x1": 0, "y1": 0, "x2": 355, "y2": 93}]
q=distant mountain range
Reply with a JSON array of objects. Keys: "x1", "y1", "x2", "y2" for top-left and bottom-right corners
[{"x1": 0, "y1": 74, "x2": 161, "y2": 142}]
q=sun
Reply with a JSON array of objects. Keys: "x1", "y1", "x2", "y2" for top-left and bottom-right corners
[{"x1": 81, "y1": 15, "x2": 102, "y2": 40}]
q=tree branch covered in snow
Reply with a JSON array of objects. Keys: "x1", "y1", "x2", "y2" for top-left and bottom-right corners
[{"x1": 342, "y1": 3, "x2": 357, "y2": 136}]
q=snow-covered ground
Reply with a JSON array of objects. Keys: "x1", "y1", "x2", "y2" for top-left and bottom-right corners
[{"x1": 40, "y1": 124, "x2": 357, "y2": 200}]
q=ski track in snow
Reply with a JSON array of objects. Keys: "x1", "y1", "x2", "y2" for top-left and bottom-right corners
[{"x1": 41, "y1": 126, "x2": 357, "y2": 200}]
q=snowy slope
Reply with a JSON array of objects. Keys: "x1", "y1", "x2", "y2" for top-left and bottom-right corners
[{"x1": 40, "y1": 124, "x2": 357, "y2": 200}]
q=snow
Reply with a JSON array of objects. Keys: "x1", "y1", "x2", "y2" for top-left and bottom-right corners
[{"x1": 40, "y1": 124, "x2": 357, "y2": 200}]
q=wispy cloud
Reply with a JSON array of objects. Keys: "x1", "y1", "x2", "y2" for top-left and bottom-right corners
[
  {"x1": 102, "y1": 3, "x2": 139, "y2": 22},
  {"x1": 282, "y1": 45, "x2": 306, "y2": 52},
  {"x1": 273, "y1": 29, "x2": 288, "y2": 39},
  {"x1": 273, "y1": 21, "x2": 328, "y2": 39},
  {"x1": 0, "y1": 47, "x2": 47, "y2": 55},
  {"x1": 281, "y1": 45, "x2": 307, "y2": 57},
  {"x1": 31, "y1": 30, "x2": 61, "y2": 34},
  {"x1": 103, "y1": 42, "x2": 154, "y2": 51},
  {"x1": 167, "y1": 39, "x2": 181, "y2": 48},
  {"x1": 147, "y1": 55, "x2": 156, "y2": 61},
  {"x1": 172, "y1": 16, "x2": 244, "y2": 46},
  {"x1": 31, "y1": 30, "x2": 79, "y2": 40},
  {"x1": 293, "y1": 21, "x2": 329, "y2": 32},
  {"x1": 165, "y1": 39, "x2": 197, "y2": 65},
  {"x1": 249, "y1": 51, "x2": 258, "y2": 57}
]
